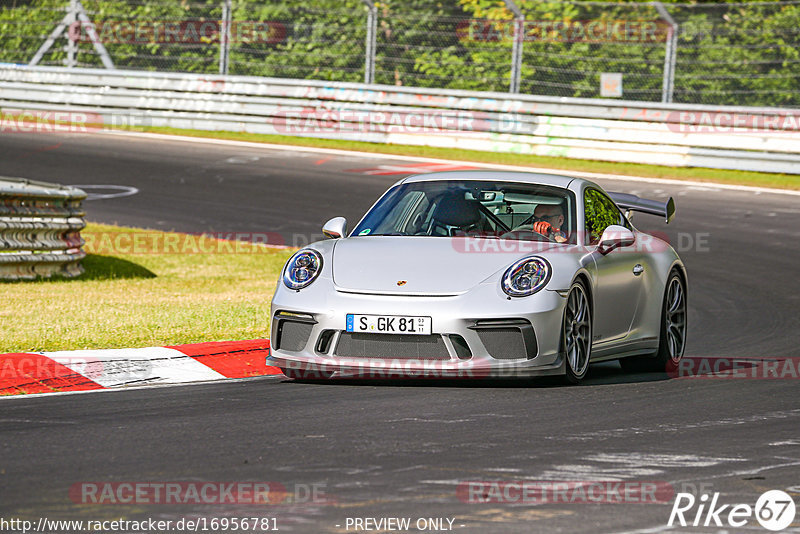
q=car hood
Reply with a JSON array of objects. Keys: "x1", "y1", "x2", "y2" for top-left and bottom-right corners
[{"x1": 331, "y1": 236, "x2": 560, "y2": 295}]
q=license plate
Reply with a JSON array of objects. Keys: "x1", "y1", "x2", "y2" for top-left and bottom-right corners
[{"x1": 346, "y1": 314, "x2": 432, "y2": 335}]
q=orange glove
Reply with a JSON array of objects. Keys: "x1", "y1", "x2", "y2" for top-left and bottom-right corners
[{"x1": 532, "y1": 221, "x2": 553, "y2": 236}]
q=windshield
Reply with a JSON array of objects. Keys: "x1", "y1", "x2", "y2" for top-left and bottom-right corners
[{"x1": 352, "y1": 180, "x2": 576, "y2": 243}]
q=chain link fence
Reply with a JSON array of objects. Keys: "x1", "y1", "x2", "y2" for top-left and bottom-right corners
[{"x1": 1, "y1": 0, "x2": 798, "y2": 106}]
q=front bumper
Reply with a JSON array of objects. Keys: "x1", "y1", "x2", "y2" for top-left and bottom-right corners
[{"x1": 268, "y1": 281, "x2": 568, "y2": 379}]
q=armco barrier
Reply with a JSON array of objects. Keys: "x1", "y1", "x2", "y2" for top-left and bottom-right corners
[
  {"x1": 1, "y1": 65, "x2": 800, "y2": 174},
  {"x1": 0, "y1": 176, "x2": 86, "y2": 280}
]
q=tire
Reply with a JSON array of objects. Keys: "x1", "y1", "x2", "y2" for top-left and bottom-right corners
[
  {"x1": 620, "y1": 271, "x2": 687, "y2": 373},
  {"x1": 563, "y1": 280, "x2": 592, "y2": 384}
]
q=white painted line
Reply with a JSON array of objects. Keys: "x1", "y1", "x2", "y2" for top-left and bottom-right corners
[
  {"x1": 102, "y1": 130, "x2": 800, "y2": 197},
  {"x1": 1, "y1": 374, "x2": 285, "y2": 401},
  {"x1": 670, "y1": 459, "x2": 800, "y2": 486},
  {"x1": 591, "y1": 452, "x2": 745, "y2": 468},
  {"x1": 44, "y1": 347, "x2": 226, "y2": 387},
  {"x1": 72, "y1": 184, "x2": 139, "y2": 200},
  {"x1": 611, "y1": 524, "x2": 676, "y2": 534}
]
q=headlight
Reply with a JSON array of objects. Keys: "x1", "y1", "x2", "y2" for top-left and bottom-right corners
[
  {"x1": 283, "y1": 249, "x2": 323, "y2": 290},
  {"x1": 502, "y1": 257, "x2": 551, "y2": 297}
]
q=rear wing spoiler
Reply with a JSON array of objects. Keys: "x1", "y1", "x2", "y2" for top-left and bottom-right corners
[{"x1": 608, "y1": 192, "x2": 676, "y2": 224}]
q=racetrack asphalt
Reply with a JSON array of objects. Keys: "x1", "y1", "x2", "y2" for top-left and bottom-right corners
[{"x1": 1, "y1": 132, "x2": 798, "y2": 533}]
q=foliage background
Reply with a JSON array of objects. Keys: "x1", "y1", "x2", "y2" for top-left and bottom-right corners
[{"x1": 1, "y1": 0, "x2": 798, "y2": 106}]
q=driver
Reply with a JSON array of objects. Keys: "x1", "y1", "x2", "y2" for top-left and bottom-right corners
[{"x1": 516, "y1": 204, "x2": 567, "y2": 243}]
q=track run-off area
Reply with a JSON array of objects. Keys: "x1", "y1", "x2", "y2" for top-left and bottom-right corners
[{"x1": 1, "y1": 131, "x2": 799, "y2": 533}]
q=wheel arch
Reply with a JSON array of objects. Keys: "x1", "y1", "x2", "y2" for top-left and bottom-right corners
[
  {"x1": 572, "y1": 271, "x2": 594, "y2": 314},
  {"x1": 668, "y1": 260, "x2": 688, "y2": 301}
]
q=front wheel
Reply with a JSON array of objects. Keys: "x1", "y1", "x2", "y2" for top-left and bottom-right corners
[
  {"x1": 563, "y1": 280, "x2": 592, "y2": 384},
  {"x1": 620, "y1": 271, "x2": 687, "y2": 373}
]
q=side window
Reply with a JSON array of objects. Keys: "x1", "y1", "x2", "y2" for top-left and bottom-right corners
[
  {"x1": 381, "y1": 191, "x2": 425, "y2": 233},
  {"x1": 584, "y1": 189, "x2": 626, "y2": 245}
]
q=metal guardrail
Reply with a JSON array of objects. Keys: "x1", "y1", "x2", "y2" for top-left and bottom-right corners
[
  {"x1": 1, "y1": 65, "x2": 799, "y2": 174},
  {"x1": 0, "y1": 177, "x2": 86, "y2": 280}
]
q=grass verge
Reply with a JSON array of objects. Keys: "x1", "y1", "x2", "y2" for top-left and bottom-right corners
[
  {"x1": 1, "y1": 223, "x2": 294, "y2": 353},
  {"x1": 137, "y1": 126, "x2": 800, "y2": 191}
]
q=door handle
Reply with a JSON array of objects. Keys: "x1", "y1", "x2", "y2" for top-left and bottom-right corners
[{"x1": 633, "y1": 264, "x2": 644, "y2": 276}]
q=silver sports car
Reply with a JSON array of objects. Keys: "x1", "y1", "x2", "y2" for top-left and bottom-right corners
[{"x1": 267, "y1": 171, "x2": 687, "y2": 383}]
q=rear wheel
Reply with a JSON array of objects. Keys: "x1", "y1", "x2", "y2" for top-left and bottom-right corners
[
  {"x1": 620, "y1": 271, "x2": 687, "y2": 373},
  {"x1": 563, "y1": 280, "x2": 592, "y2": 384}
]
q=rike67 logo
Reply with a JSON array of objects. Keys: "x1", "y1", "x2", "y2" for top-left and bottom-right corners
[{"x1": 669, "y1": 490, "x2": 796, "y2": 531}]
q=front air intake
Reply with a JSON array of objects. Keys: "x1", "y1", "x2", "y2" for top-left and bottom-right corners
[
  {"x1": 274, "y1": 313, "x2": 316, "y2": 352},
  {"x1": 469, "y1": 319, "x2": 538, "y2": 360},
  {"x1": 334, "y1": 333, "x2": 451, "y2": 360}
]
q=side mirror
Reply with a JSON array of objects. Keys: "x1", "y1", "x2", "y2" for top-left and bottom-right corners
[
  {"x1": 665, "y1": 197, "x2": 676, "y2": 224},
  {"x1": 597, "y1": 225, "x2": 635, "y2": 254},
  {"x1": 322, "y1": 217, "x2": 347, "y2": 239}
]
